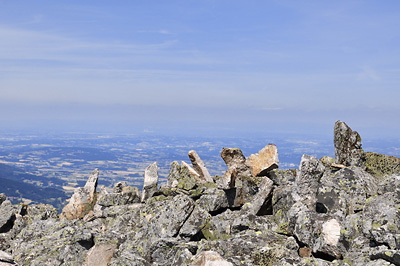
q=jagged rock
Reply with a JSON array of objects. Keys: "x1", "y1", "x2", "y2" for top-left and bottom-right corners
[
  {"x1": 294, "y1": 154, "x2": 325, "y2": 210},
  {"x1": 0, "y1": 205, "x2": 16, "y2": 233},
  {"x1": 246, "y1": 144, "x2": 279, "y2": 176},
  {"x1": 272, "y1": 185, "x2": 296, "y2": 234},
  {"x1": 13, "y1": 219, "x2": 93, "y2": 265},
  {"x1": 317, "y1": 166, "x2": 378, "y2": 217},
  {"x1": 179, "y1": 206, "x2": 211, "y2": 239},
  {"x1": 0, "y1": 194, "x2": 6, "y2": 206},
  {"x1": 334, "y1": 120, "x2": 364, "y2": 167},
  {"x1": 293, "y1": 211, "x2": 342, "y2": 259},
  {"x1": 60, "y1": 169, "x2": 99, "y2": 220},
  {"x1": 188, "y1": 150, "x2": 213, "y2": 183},
  {"x1": 379, "y1": 174, "x2": 400, "y2": 196},
  {"x1": 141, "y1": 162, "x2": 158, "y2": 202},
  {"x1": 166, "y1": 161, "x2": 197, "y2": 190},
  {"x1": 240, "y1": 176, "x2": 274, "y2": 215},
  {"x1": 182, "y1": 161, "x2": 201, "y2": 180},
  {"x1": 97, "y1": 188, "x2": 140, "y2": 207},
  {"x1": 267, "y1": 168, "x2": 296, "y2": 186},
  {"x1": 189, "y1": 250, "x2": 233, "y2": 266},
  {"x1": 84, "y1": 243, "x2": 117, "y2": 266},
  {"x1": 365, "y1": 152, "x2": 400, "y2": 181},
  {"x1": 215, "y1": 170, "x2": 236, "y2": 190},
  {"x1": 196, "y1": 188, "x2": 229, "y2": 213},
  {"x1": 362, "y1": 192, "x2": 400, "y2": 250},
  {"x1": 197, "y1": 230, "x2": 299, "y2": 266},
  {"x1": 113, "y1": 181, "x2": 127, "y2": 193},
  {"x1": 220, "y1": 147, "x2": 251, "y2": 176}
]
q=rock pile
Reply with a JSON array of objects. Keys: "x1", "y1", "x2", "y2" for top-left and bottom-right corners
[{"x1": 0, "y1": 120, "x2": 399, "y2": 265}]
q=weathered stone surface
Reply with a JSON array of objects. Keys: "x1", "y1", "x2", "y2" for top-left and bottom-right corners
[
  {"x1": 220, "y1": 147, "x2": 251, "y2": 176},
  {"x1": 141, "y1": 162, "x2": 158, "y2": 202},
  {"x1": 365, "y1": 152, "x2": 400, "y2": 181},
  {"x1": 189, "y1": 250, "x2": 233, "y2": 266},
  {"x1": 267, "y1": 168, "x2": 297, "y2": 186},
  {"x1": 60, "y1": 169, "x2": 99, "y2": 220},
  {"x1": 215, "y1": 170, "x2": 236, "y2": 190},
  {"x1": 167, "y1": 161, "x2": 198, "y2": 190},
  {"x1": 97, "y1": 189, "x2": 140, "y2": 207},
  {"x1": 182, "y1": 161, "x2": 201, "y2": 180},
  {"x1": 294, "y1": 154, "x2": 325, "y2": 210},
  {"x1": 179, "y1": 206, "x2": 211, "y2": 239},
  {"x1": 246, "y1": 144, "x2": 279, "y2": 176},
  {"x1": 334, "y1": 120, "x2": 364, "y2": 167},
  {"x1": 188, "y1": 150, "x2": 213, "y2": 183},
  {"x1": 240, "y1": 176, "x2": 274, "y2": 215},
  {"x1": 85, "y1": 243, "x2": 117, "y2": 266},
  {"x1": 317, "y1": 166, "x2": 378, "y2": 217}
]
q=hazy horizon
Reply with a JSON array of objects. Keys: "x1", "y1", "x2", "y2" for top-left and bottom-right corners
[{"x1": 1, "y1": 1, "x2": 400, "y2": 139}]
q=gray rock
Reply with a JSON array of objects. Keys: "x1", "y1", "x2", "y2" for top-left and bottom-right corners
[
  {"x1": 0, "y1": 194, "x2": 6, "y2": 206},
  {"x1": 246, "y1": 144, "x2": 279, "y2": 177},
  {"x1": 179, "y1": 206, "x2": 211, "y2": 239},
  {"x1": 196, "y1": 189, "x2": 229, "y2": 213},
  {"x1": 365, "y1": 152, "x2": 400, "y2": 182},
  {"x1": 240, "y1": 176, "x2": 274, "y2": 215},
  {"x1": 334, "y1": 120, "x2": 364, "y2": 167},
  {"x1": 141, "y1": 162, "x2": 158, "y2": 202},
  {"x1": 97, "y1": 189, "x2": 140, "y2": 207},
  {"x1": 294, "y1": 154, "x2": 325, "y2": 210},
  {"x1": 317, "y1": 166, "x2": 378, "y2": 217},
  {"x1": 167, "y1": 161, "x2": 197, "y2": 190}
]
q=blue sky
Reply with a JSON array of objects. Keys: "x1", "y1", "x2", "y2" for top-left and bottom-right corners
[{"x1": 1, "y1": 1, "x2": 400, "y2": 138}]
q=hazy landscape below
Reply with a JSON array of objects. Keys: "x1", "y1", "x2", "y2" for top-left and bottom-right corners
[{"x1": 0, "y1": 130, "x2": 399, "y2": 209}]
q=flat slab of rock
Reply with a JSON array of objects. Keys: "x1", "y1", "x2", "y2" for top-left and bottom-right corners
[
  {"x1": 85, "y1": 243, "x2": 117, "y2": 266},
  {"x1": 246, "y1": 144, "x2": 279, "y2": 176}
]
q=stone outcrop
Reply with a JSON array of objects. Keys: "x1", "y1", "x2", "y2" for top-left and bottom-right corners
[
  {"x1": 141, "y1": 162, "x2": 159, "y2": 202},
  {"x1": 0, "y1": 121, "x2": 399, "y2": 266},
  {"x1": 334, "y1": 120, "x2": 364, "y2": 167},
  {"x1": 246, "y1": 144, "x2": 279, "y2": 176},
  {"x1": 188, "y1": 150, "x2": 213, "y2": 183},
  {"x1": 60, "y1": 169, "x2": 99, "y2": 220}
]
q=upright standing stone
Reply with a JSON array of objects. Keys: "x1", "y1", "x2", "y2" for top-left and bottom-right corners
[
  {"x1": 141, "y1": 162, "x2": 159, "y2": 202},
  {"x1": 246, "y1": 144, "x2": 279, "y2": 176},
  {"x1": 220, "y1": 148, "x2": 251, "y2": 176},
  {"x1": 295, "y1": 155, "x2": 325, "y2": 210},
  {"x1": 334, "y1": 120, "x2": 364, "y2": 167},
  {"x1": 188, "y1": 150, "x2": 213, "y2": 183},
  {"x1": 60, "y1": 169, "x2": 99, "y2": 220}
]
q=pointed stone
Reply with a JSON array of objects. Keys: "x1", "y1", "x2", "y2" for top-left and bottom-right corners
[
  {"x1": 220, "y1": 147, "x2": 251, "y2": 176},
  {"x1": 246, "y1": 144, "x2": 279, "y2": 177},
  {"x1": 334, "y1": 120, "x2": 364, "y2": 167},
  {"x1": 60, "y1": 169, "x2": 99, "y2": 220},
  {"x1": 181, "y1": 161, "x2": 201, "y2": 180},
  {"x1": 141, "y1": 162, "x2": 159, "y2": 202},
  {"x1": 188, "y1": 150, "x2": 213, "y2": 183}
]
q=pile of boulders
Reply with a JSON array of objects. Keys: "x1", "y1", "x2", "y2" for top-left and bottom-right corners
[{"x1": 0, "y1": 121, "x2": 399, "y2": 265}]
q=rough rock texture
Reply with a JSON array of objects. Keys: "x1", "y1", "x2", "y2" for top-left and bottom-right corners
[
  {"x1": 141, "y1": 162, "x2": 159, "y2": 202},
  {"x1": 188, "y1": 150, "x2": 213, "y2": 183},
  {"x1": 246, "y1": 144, "x2": 279, "y2": 177},
  {"x1": 60, "y1": 169, "x2": 99, "y2": 220},
  {"x1": 1, "y1": 121, "x2": 400, "y2": 266},
  {"x1": 365, "y1": 152, "x2": 400, "y2": 181},
  {"x1": 334, "y1": 120, "x2": 364, "y2": 167}
]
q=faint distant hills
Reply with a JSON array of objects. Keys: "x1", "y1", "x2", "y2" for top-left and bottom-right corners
[{"x1": 0, "y1": 163, "x2": 68, "y2": 210}]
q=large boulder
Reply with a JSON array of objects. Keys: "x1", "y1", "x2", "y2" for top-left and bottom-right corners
[
  {"x1": 246, "y1": 144, "x2": 279, "y2": 177},
  {"x1": 334, "y1": 120, "x2": 364, "y2": 167},
  {"x1": 60, "y1": 169, "x2": 99, "y2": 220},
  {"x1": 365, "y1": 152, "x2": 400, "y2": 181},
  {"x1": 221, "y1": 147, "x2": 251, "y2": 177}
]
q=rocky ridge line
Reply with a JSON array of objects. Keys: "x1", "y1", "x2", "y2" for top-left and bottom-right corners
[{"x1": 0, "y1": 120, "x2": 399, "y2": 265}]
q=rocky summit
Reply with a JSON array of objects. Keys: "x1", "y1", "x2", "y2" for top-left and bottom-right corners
[{"x1": 0, "y1": 121, "x2": 400, "y2": 266}]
